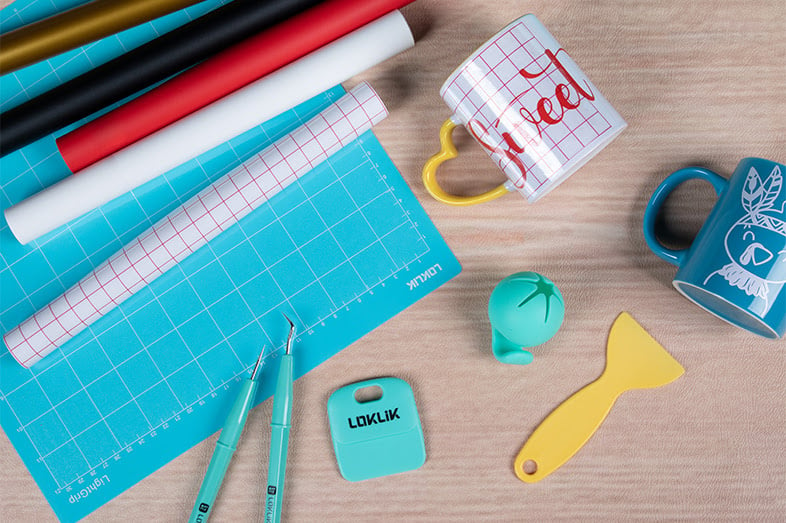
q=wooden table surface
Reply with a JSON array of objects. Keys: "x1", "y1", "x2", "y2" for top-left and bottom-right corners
[{"x1": 1, "y1": 1, "x2": 784, "y2": 521}]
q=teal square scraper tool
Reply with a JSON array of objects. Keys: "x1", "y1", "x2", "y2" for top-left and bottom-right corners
[{"x1": 328, "y1": 377, "x2": 426, "y2": 481}]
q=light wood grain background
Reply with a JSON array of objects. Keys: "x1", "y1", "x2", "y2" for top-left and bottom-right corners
[{"x1": 1, "y1": 1, "x2": 784, "y2": 521}]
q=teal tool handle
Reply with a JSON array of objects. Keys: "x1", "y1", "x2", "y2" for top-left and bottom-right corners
[
  {"x1": 265, "y1": 424, "x2": 291, "y2": 523},
  {"x1": 188, "y1": 441, "x2": 234, "y2": 523},
  {"x1": 271, "y1": 354, "x2": 293, "y2": 423},
  {"x1": 189, "y1": 379, "x2": 258, "y2": 523},
  {"x1": 265, "y1": 354, "x2": 293, "y2": 523}
]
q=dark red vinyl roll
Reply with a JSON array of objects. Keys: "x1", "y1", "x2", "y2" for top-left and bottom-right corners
[{"x1": 56, "y1": 0, "x2": 415, "y2": 173}]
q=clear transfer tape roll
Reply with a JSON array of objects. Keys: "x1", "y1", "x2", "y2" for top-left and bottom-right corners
[
  {"x1": 4, "y1": 11, "x2": 412, "y2": 245},
  {"x1": 3, "y1": 83, "x2": 387, "y2": 368}
]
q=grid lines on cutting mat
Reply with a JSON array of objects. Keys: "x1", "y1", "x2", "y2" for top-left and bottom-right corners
[{"x1": 1, "y1": 135, "x2": 429, "y2": 491}]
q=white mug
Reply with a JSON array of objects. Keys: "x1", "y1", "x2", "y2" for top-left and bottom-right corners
[{"x1": 423, "y1": 14, "x2": 626, "y2": 205}]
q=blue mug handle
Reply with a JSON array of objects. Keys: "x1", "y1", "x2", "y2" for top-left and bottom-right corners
[{"x1": 643, "y1": 167, "x2": 728, "y2": 266}]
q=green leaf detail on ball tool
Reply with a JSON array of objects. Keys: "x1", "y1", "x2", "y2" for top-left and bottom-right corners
[{"x1": 517, "y1": 274, "x2": 560, "y2": 323}]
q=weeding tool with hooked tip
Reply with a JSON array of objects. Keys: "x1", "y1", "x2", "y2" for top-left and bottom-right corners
[{"x1": 264, "y1": 314, "x2": 297, "y2": 523}]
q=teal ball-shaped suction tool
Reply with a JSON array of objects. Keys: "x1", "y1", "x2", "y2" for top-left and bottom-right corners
[{"x1": 488, "y1": 271, "x2": 565, "y2": 365}]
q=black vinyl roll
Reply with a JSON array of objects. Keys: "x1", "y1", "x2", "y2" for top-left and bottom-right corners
[{"x1": 0, "y1": 0, "x2": 326, "y2": 157}]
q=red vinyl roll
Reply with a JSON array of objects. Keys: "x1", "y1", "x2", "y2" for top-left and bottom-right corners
[{"x1": 56, "y1": 0, "x2": 414, "y2": 173}]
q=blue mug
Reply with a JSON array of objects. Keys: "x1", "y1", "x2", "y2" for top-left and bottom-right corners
[{"x1": 644, "y1": 157, "x2": 786, "y2": 339}]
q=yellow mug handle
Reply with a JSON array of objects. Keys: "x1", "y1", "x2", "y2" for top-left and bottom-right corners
[{"x1": 422, "y1": 118, "x2": 511, "y2": 206}]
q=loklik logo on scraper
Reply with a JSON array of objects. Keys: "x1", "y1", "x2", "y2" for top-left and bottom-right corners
[{"x1": 347, "y1": 408, "x2": 400, "y2": 429}]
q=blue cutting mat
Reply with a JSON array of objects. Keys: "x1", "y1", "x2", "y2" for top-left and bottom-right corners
[{"x1": 0, "y1": 2, "x2": 461, "y2": 521}]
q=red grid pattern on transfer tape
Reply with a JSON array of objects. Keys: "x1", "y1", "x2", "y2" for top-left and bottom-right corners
[
  {"x1": 3, "y1": 82, "x2": 387, "y2": 368},
  {"x1": 440, "y1": 18, "x2": 622, "y2": 200}
]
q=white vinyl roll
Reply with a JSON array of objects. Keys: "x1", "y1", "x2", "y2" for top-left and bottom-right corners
[
  {"x1": 3, "y1": 83, "x2": 387, "y2": 368},
  {"x1": 4, "y1": 11, "x2": 413, "y2": 245}
]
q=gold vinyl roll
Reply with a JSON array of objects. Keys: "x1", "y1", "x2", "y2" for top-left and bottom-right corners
[{"x1": 0, "y1": 0, "x2": 207, "y2": 74}]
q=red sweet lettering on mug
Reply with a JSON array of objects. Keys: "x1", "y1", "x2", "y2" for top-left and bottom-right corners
[
  {"x1": 518, "y1": 48, "x2": 596, "y2": 137},
  {"x1": 467, "y1": 120, "x2": 529, "y2": 188},
  {"x1": 466, "y1": 47, "x2": 596, "y2": 187}
]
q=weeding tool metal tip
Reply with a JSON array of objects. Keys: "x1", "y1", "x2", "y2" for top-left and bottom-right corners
[
  {"x1": 250, "y1": 345, "x2": 265, "y2": 381},
  {"x1": 282, "y1": 313, "x2": 295, "y2": 355}
]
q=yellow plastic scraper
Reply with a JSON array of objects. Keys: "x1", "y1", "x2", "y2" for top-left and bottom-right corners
[{"x1": 513, "y1": 312, "x2": 685, "y2": 483}]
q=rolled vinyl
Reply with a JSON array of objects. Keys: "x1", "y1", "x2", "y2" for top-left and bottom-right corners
[
  {"x1": 4, "y1": 11, "x2": 413, "y2": 245},
  {"x1": 3, "y1": 83, "x2": 387, "y2": 368},
  {"x1": 0, "y1": 0, "x2": 328, "y2": 155},
  {"x1": 57, "y1": 0, "x2": 415, "y2": 172},
  {"x1": 0, "y1": 0, "x2": 207, "y2": 74}
]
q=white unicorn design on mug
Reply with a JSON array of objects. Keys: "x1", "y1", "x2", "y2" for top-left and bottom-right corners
[{"x1": 704, "y1": 165, "x2": 786, "y2": 315}]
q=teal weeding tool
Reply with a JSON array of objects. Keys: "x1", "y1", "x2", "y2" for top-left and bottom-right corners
[
  {"x1": 264, "y1": 314, "x2": 297, "y2": 523},
  {"x1": 188, "y1": 347, "x2": 265, "y2": 523}
]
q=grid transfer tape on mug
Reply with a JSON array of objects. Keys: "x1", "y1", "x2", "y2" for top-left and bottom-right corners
[{"x1": 440, "y1": 14, "x2": 626, "y2": 203}]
